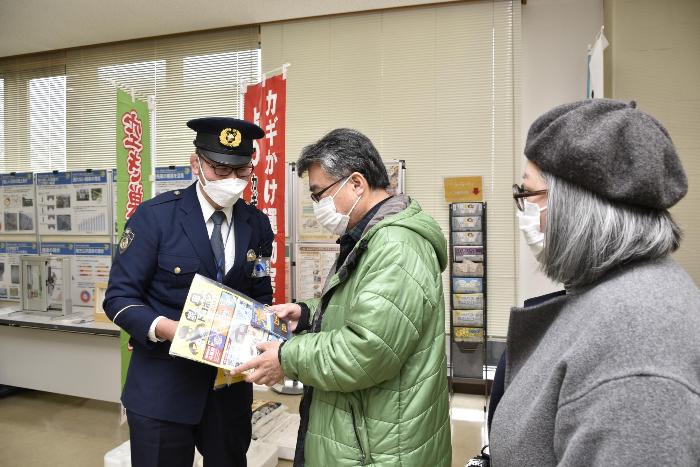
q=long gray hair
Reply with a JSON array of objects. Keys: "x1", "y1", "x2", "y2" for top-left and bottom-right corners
[{"x1": 540, "y1": 172, "x2": 682, "y2": 289}]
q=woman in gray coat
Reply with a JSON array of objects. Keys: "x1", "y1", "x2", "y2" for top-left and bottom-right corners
[{"x1": 490, "y1": 99, "x2": 700, "y2": 466}]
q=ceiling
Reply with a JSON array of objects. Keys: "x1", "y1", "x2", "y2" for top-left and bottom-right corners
[{"x1": 0, "y1": 0, "x2": 458, "y2": 58}]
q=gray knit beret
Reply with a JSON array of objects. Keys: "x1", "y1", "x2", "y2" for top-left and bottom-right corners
[{"x1": 524, "y1": 98, "x2": 687, "y2": 209}]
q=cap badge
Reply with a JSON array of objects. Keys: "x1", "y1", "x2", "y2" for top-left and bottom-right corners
[{"x1": 219, "y1": 128, "x2": 242, "y2": 148}]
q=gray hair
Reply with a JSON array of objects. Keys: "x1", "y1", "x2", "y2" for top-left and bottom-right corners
[
  {"x1": 296, "y1": 128, "x2": 390, "y2": 189},
  {"x1": 540, "y1": 172, "x2": 682, "y2": 289}
]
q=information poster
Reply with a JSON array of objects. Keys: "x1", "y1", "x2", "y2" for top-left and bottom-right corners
[
  {"x1": 71, "y1": 243, "x2": 111, "y2": 308},
  {"x1": 294, "y1": 244, "x2": 339, "y2": 300},
  {"x1": 71, "y1": 170, "x2": 109, "y2": 234},
  {"x1": 384, "y1": 160, "x2": 404, "y2": 197},
  {"x1": 155, "y1": 166, "x2": 194, "y2": 196},
  {"x1": 0, "y1": 172, "x2": 36, "y2": 233},
  {"x1": 36, "y1": 171, "x2": 110, "y2": 235},
  {"x1": 0, "y1": 241, "x2": 38, "y2": 300},
  {"x1": 443, "y1": 176, "x2": 483, "y2": 203},
  {"x1": 40, "y1": 242, "x2": 74, "y2": 309}
]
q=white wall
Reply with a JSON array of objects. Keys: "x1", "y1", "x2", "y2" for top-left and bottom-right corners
[{"x1": 518, "y1": 0, "x2": 604, "y2": 304}]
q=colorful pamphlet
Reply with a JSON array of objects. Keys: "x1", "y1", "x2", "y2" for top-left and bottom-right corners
[
  {"x1": 453, "y1": 309, "x2": 484, "y2": 327},
  {"x1": 450, "y1": 202, "x2": 483, "y2": 216},
  {"x1": 452, "y1": 277, "x2": 483, "y2": 294},
  {"x1": 170, "y1": 274, "x2": 291, "y2": 387},
  {"x1": 453, "y1": 326, "x2": 484, "y2": 343},
  {"x1": 451, "y1": 216, "x2": 482, "y2": 232},
  {"x1": 452, "y1": 260, "x2": 484, "y2": 277},
  {"x1": 453, "y1": 293, "x2": 484, "y2": 310}
]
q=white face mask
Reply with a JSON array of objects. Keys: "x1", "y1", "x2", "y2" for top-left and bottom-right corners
[
  {"x1": 198, "y1": 158, "x2": 248, "y2": 208},
  {"x1": 313, "y1": 177, "x2": 362, "y2": 235},
  {"x1": 517, "y1": 199, "x2": 547, "y2": 257}
]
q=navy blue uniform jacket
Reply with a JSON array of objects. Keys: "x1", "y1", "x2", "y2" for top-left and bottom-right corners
[{"x1": 103, "y1": 182, "x2": 274, "y2": 424}]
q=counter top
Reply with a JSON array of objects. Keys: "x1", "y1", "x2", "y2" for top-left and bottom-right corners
[{"x1": 0, "y1": 306, "x2": 120, "y2": 337}]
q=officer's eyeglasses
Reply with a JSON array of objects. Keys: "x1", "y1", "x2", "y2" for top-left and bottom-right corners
[
  {"x1": 512, "y1": 183, "x2": 548, "y2": 211},
  {"x1": 199, "y1": 155, "x2": 253, "y2": 178},
  {"x1": 310, "y1": 178, "x2": 344, "y2": 203}
]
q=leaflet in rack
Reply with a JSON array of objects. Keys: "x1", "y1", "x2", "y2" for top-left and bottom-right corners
[{"x1": 170, "y1": 274, "x2": 291, "y2": 373}]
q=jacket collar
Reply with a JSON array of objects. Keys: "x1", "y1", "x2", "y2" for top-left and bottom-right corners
[
  {"x1": 178, "y1": 183, "x2": 251, "y2": 278},
  {"x1": 321, "y1": 194, "x2": 411, "y2": 296}
]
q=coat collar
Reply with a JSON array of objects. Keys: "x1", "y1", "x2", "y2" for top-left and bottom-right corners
[{"x1": 505, "y1": 293, "x2": 569, "y2": 387}]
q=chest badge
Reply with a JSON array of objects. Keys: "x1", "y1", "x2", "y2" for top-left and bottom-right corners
[{"x1": 246, "y1": 249, "x2": 257, "y2": 262}]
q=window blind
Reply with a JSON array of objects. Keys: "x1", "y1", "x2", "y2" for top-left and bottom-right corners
[
  {"x1": 262, "y1": 0, "x2": 521, "y2": 338},
  {"x1": 0, "y1": 26, "x2": 260, "y2": 173},
  {"x1": 0, "y1": 52, "x2": 67, "y2": 172}
]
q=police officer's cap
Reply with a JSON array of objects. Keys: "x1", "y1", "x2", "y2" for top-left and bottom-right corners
[{"x1": 187, "y1": 117, "x2": 265, "y2": 167}]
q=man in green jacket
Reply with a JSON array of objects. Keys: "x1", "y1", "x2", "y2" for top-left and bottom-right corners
[{"x1": 233, "y1": 128, "x2": 451, "y2": 466}]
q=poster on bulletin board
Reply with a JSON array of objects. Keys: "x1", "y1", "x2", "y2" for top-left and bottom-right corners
[
  {"x1": 0, "y1": 172, "x2": 36, "y2": 233},
  {"x1": 71, "y1": 243, "x2": 111, "y2": 308},
  {"x1": 0, "y1": 242, "x2": 38, "y2": 301},
  {"x1": 294, "y1": 243, "x2": 340, "y2": 300},
  {"x1": 154, "y1": 166, "x2": 194, "y2": 196},
  {"x1": 36, "y1": 170, "x2": 110, "y2": 235}
]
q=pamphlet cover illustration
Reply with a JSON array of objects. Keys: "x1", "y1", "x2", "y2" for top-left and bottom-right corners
[{"x1": 169, "y1": 274, "x2": 291, "y2": 374}]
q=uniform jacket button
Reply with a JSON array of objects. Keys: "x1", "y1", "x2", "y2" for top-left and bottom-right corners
[{"x1": 174, "y1": 266, "x2": 182, "y2": 274}]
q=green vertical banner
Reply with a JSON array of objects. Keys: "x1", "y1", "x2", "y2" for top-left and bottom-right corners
[{"x1": 116, "y1": 89, "x2": 152, "y2": 387}]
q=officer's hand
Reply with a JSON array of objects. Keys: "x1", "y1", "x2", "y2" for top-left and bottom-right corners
[
  {"x1": 269, "y1": 303, "x2": 301, "y2": 332},
  {"x1": 155, "y1": 318, "x2": 179, "y2": 341},
  {"x1": 231, "y1": 341, "x2": 284, "y2": 387}
]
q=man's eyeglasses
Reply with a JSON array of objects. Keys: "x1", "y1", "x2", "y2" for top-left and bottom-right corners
[
  {"x1": 512, "y1": 183, "x2": 548, "y2": 211},
  {"x1": 199, "y1": 154, "x2": 253, "y2": 178},
  {"x1": 310, "y1": 178, "x2": 344, "y2": 203}
]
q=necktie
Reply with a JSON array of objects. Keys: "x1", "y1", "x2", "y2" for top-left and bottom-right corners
[
  {"x1": 210, "y1": 210, "x2": 226, "y2": 282},
  {"x1": 210, "y1": 211, "x2": 243, "y2": 389}
]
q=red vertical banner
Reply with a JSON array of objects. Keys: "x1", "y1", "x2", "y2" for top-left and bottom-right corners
[{"x1": 243, "y1": 73, "x2": 286, "y2": 304}]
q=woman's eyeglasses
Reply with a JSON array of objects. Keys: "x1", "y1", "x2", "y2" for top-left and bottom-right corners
[{"x1": 512, "y1": 184, "x2": 548, "y2": 211}]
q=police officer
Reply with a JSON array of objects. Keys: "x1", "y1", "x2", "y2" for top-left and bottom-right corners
[{"x1": 104, "y1": 117, "x2": 274, "y2": 467}]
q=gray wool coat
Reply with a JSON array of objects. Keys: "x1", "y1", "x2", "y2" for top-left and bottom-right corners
[{"x1": 490, "y1": 258, "x2": 700, "y2": 466}]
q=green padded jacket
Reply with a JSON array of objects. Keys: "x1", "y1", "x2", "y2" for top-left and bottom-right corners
[{"x1": 281, "y1": 195, "x2": 451, "y2": 467}]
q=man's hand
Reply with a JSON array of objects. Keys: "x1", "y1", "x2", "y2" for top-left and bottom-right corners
[
  {"x1": 231, "y1": 341, "x2": 284, "y2": 387},
  {"x1": 269, "y1": 303, "x2": 301, "y2": 332},
  {"x1": 155, "y1": 318, "x2": 178, "y2": 341}
]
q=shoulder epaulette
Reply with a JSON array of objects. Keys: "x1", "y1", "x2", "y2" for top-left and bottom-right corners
[{"x1": 150, "y1": 189, "x2": 184, "y2": 206}]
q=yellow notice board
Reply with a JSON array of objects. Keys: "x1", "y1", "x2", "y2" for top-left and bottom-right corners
[{"x1": 443, "y1": 176, "x2": 483, "y2": 202}]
